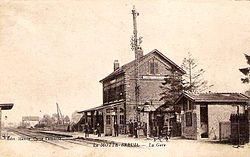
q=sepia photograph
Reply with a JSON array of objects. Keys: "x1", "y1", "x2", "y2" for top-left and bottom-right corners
[{"x1": 0, "y1": 0, "x2": 250, "y2": 157}]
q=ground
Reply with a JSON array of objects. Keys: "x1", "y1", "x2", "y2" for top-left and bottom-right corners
[{"x1": 0, "y1": 130, "x2": 250, "y2": 157}]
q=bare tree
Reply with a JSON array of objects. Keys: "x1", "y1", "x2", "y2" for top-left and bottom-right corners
[{"x1": 181, "y1": 52, "x2": 213, "y2": 93}]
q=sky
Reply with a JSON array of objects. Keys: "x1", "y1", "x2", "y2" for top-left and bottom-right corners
[{"x1": 1, "y1": 0, "x2": 250, "y2": 123}]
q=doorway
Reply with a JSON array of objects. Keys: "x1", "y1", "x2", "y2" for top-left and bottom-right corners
[{"x1": 200, "y1": 104, "x2": 208, "y2": 138}]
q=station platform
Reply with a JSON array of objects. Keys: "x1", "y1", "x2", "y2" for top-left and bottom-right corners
[{"x1": 39, "y1": 130, "x2": 166, "y2": 147}]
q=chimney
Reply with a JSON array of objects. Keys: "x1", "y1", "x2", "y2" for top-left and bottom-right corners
[
  {"x1": 114, "y1": 60, "x2": 119, "y2": 71},
  {"x1": 137, "y1": 47, "x2": 143, "y2": 59}
]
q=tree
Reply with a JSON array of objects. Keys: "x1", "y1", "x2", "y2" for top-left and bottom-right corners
[
  {"x1": 160, "y1": 67, "x2": 184, "y2": 105},
  {"x1": 63, "y1": 115, "x2": 70, "y2": 124},
  {"x1": 40, "y1": 114, "x2": 52, "y2": 126},
  {"x1": 51, "y1": 113, "x2": 59, "y2": 125},
  {"x1": 181, "y1": 52, "x2": 213, "y2": 93},
  {"x1": 239, "y1": 54, "x2": 250, "y2": 96},
  {"x1": 239, "y1": 53, "x2": 250, "y2": 83}
]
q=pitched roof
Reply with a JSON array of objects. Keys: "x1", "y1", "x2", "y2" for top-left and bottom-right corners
[
  {"x1": 99, "y1": 49, "x2": 185, "y2": 82},
  {"x1": 175, "y1": 92, "x2": 250, "y2": 104}
]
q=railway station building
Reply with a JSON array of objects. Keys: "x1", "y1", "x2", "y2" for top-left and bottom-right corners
[{"x1": 77, "y1": 49, "x2": 185, "y2": 136}]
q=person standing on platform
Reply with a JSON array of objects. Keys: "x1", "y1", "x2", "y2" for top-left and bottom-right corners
[
  {"x1": 96, "y1": 123, "x2": 101, "y2": 137},
  {"x1": 114, "y1": 122, "x2": 119, "y2": 137},
  {"x1": 128, "y1": 119, "x2": 134, "y2": 137},
  {"x1": 134, "y1": 120, "x2": 138, "y2": 138},
  {"x1": 84, "y1": 123, "x2": 89, "y2": 138}
]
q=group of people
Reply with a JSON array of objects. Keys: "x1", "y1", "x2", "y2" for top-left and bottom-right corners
[
  {"x1": 82, "y1": 120, "x2": 171, "y2": 140},
  {"x1": 82, "y1": 123, "x2": 101, "y2": 137},
  {"x1": 128, "y1": 120, "x2": 147, "y2": 138},
  {"x1": 82, "y1": 122, "x2": 102, "y2": 138}
]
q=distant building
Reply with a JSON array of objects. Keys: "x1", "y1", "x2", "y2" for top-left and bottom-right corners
[
  {"x1": 22, "y1": 116, "x2": 40, "y2": 128},
  {"x1": 78, "y1": 49, "x2": 185, "y2": 136},
  {"x1": 175, "y1": 92, "x2": 250, "y2": 140}
]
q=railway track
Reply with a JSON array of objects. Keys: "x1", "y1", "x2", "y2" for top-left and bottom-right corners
[
  {"x1": 8, "y1": 128, "x2": 128, "y2": 149},
  {"x1": 10, "y1": 129, "x2": 94, "y2": 149}
]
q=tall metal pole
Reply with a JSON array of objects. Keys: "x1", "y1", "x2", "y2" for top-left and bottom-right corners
[{"x1": 131, "y1": 6, "x2": 141, "y2": 122}]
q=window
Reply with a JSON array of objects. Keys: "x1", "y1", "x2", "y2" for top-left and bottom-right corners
[
  {"x1": 120, "y1": 107, "x2": 124, "y2": 113},
  {"x1": 106, "y1": 109, "x2": 111, "y2": 114},
  {"x1": 113, "y1": 88, "x2": 116, "y2": 101},
  {"x1": 107, "y1": 88, "x2": 111, "y2": 102},
  {"x1": 110, "y1": 88, "x2": 114, "y2": 101},
  {"x1": 187, "y1": 100, "x2": 192, "y2": 110},
  {"x1": 118, "y1": 84, "x2": 125, "y2": 99},
  {"x1": 106, "y1": 115, "x2": 111, "y2": 125},
  {"x1": 155, "y1": 62, "x2": 158, "y2": 74},
  {"x1": 114, "y1": 115, "x2": 117, "y2": 124},
  {"x1": 150, "y1": 62, "x2": 155, "y2": 74},
  {"x1": 149, "y1": 59, "x2": 159, "y2": 75},
  {"x1": 120, "y1": 115, "x2": 125, "y2": 124},
  {"x1": 113, "y1": 107, "x2": 117, "y2": 113},
  {"x1": 186, "y1": 112, "x2": 192, "y2": 127},
  {"x1": 103, "y1": 90, "x2": 108, "y2": 103}
]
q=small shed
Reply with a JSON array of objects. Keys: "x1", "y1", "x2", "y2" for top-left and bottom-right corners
[{"x1": 175, "y1": 92, "x2": 249, "y2": 140}]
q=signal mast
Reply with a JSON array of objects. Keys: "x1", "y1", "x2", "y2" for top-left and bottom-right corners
[{"x1": 131, "y1": 6, "x2": 143, "y2": 122}]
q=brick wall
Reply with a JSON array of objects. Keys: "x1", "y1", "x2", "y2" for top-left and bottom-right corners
[
  {"x1": 101, "y1": 52, "x2": 183, "y2": 135},
  {"x1": 124, "y1": 54, "x2": 173, "y2": 123}
]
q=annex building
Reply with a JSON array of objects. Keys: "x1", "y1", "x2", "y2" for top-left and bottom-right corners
[{"x1": 175, "y1": 92, "x2": 250, "y2": 140}]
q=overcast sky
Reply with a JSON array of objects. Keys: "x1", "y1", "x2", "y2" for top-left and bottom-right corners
[{"x1": 1, "y1": 0, "x2": 250, "y2": 123}]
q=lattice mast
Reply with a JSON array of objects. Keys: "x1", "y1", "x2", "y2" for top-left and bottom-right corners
[{"x1": 131, "y1": 6, "x2": 142, "y2": 121}]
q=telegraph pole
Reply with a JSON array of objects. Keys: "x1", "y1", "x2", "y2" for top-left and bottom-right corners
[{"x1": 131, "y1": 6, "x2": 142, "y2": 122}]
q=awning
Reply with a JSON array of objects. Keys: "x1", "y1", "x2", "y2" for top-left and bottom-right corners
[
  {"x1": 78, "y1": 105, "x2": 106, "y2": 113},
  {"x1": 78, "y1": 102, "x2": 124, "y2": 113},
  {"x1": 0, "y1": 103, "x2": 14, "y2": 110}
]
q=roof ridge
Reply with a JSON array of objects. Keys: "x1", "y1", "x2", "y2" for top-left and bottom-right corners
[{"x1": 100, "y1": 49, "x2": 185, "y2": 82}]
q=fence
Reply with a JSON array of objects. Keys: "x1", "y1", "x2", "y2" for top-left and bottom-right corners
[{"x1": 230, "y1": 113, "x2": 249, "y2": 145}]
